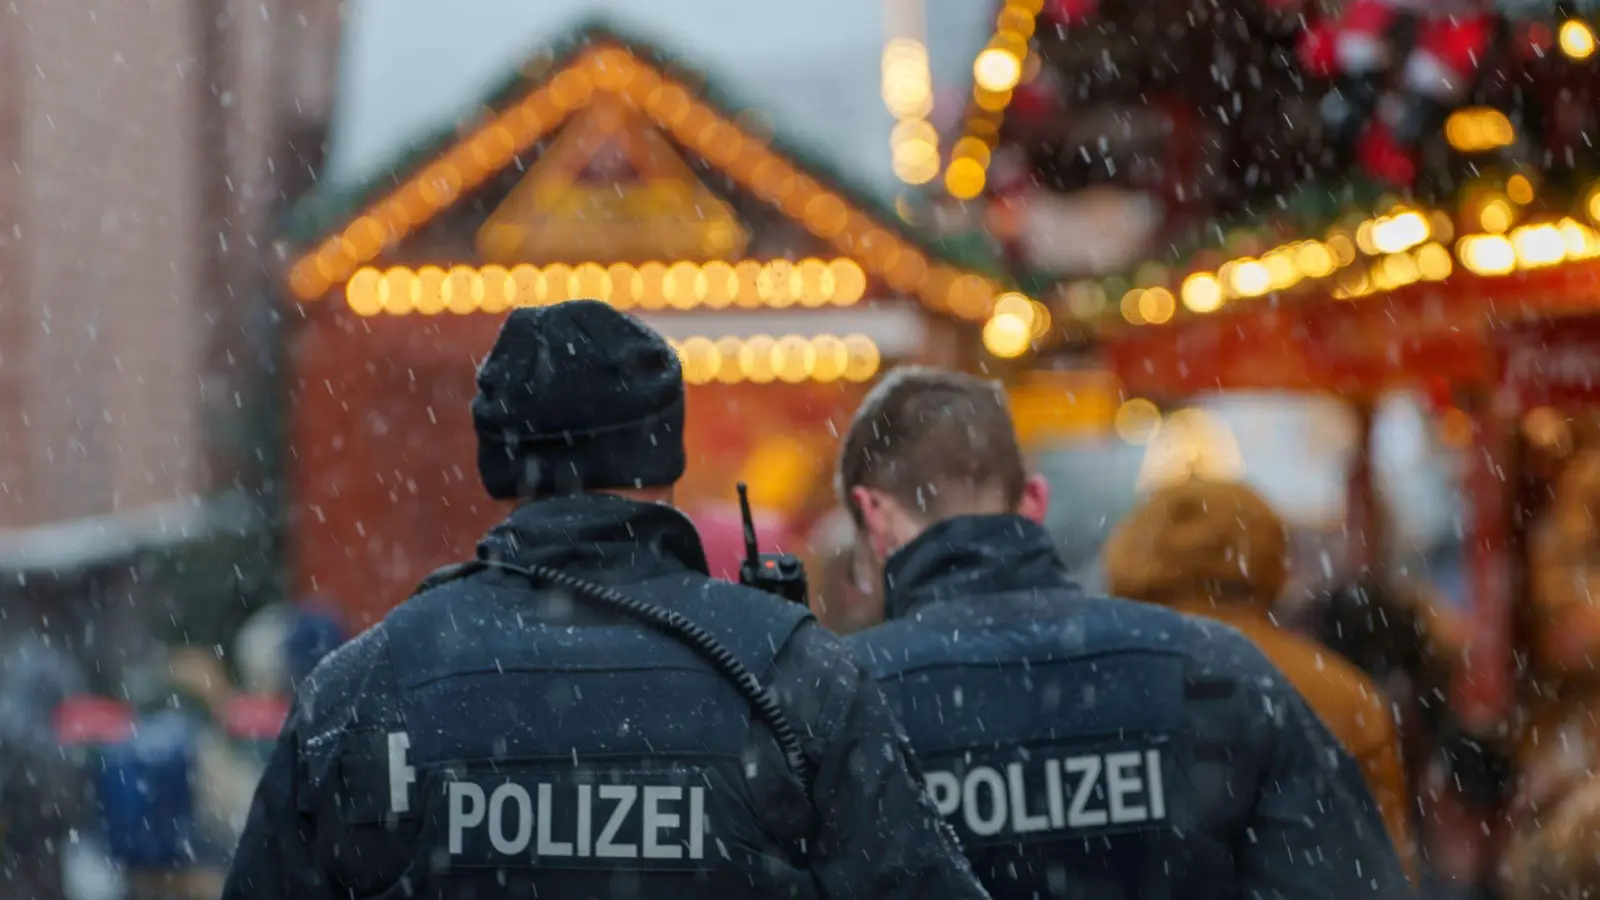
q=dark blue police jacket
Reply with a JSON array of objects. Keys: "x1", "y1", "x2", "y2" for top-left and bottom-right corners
[
  {"x1": 222, "y1": 495, "x2": 989, "y2": 900},
  {"x1": 847, "y1": 514, "x2": 1413, "y2": 900}
]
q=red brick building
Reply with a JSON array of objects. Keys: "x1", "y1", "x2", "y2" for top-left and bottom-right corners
[{"x1": 0, "y1": 0, "x2": 341, "y2": 645}]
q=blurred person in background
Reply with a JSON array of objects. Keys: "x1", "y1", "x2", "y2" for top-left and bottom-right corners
[
  {"x1": 1102, "y1": 479, "x2": 1417, "y2": 878},
  {"x1": 839, "y1": 366, "x2": 1409, "y2": 900},
  {"x1": 1310, "y1": 577, "x2": 1501, "y2": 894},
  {"x1": 1521, "y1": 448, "x2": 1600, "y2": 796},
  {"x1": 804, "y1": 507, "x2": 881, "y2": 636},
  {"x1": 0, "y1": 631, "x2": 90, "y2": 900},
  {"x1": 1502, "y1": 773, "x2": 1600, "y2": 900}
]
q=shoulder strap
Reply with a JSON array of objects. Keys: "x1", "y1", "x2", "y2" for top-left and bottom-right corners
[{"x1": 411, "y1": 560, "x2": 487, "y2": 597}]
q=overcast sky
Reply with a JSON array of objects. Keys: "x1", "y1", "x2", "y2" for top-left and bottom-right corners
[{"x1": 326, "y1": 0, "x2": 991, "y2": 200}]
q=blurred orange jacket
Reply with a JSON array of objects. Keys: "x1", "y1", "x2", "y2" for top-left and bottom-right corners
[{"x1": 1170, "y1": 599, "x2": 1417, "y2": 881}]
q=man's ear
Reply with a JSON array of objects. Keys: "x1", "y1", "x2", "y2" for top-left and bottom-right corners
[
  {"x1": 1018, "y1": 474, "x2": 1051, "y2": 525},
  {"x1": 850, "y1": 485, "x2": 892, "y2": 558}
]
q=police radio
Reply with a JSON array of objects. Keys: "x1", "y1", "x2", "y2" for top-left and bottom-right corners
[{"x1": 736, "y1": 483, "x2": 809, "y2": 607}]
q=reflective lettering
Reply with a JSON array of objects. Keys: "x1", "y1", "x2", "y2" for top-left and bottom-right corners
[
  {"x1": 443, "y1": 776, "x2": 712, "y2": 864},
  {"x1": 922, "y1": 746, "x2": 1170, "y2": 846},
  {"x1": 643, "y1": 786, "x2": 683, "y2": 860},
  {"x1": 576, "y1": 785, "x2": 593, "y2": 857},
  {"x1": 1106, "y1": 752, "x2": 1147, "y2": 823},
  {"x1": 448, "y1": 782, "x2": 486, "y2": 854},
  {"x1": 925, "y1": 770, "x2": 960, "y2": 817},
  {"x1": 488, "y1": 784, "x2": 532, "y2": 855},
  {"x1": 1065, "y1": 756, "x2": 1107, "y2": 827},
  {"x1": 537, "y1": 784, "x2": 572, "y2": 857},
  {"x1": 1146, "y1": 750, "x2": 1166, "y2": 820},
  {"x1": 387, "y1": 732, "x2": 414, "y2": 814},
  {"x1": 962, "y1": 766, "x2": 1007, "y2": 837},
  {"x1": 1044, "y1": 760, "x2": 1065, "y2": 828},
  {"x1": 1008, "y1": 762, "x2": 1049, "y2": 834},
  {"x1": 596, "y1": 785, "x2": 638, "y2": 858},
  {"x1": 688, "y1": 786, "x2": 705, "y2": 860}
]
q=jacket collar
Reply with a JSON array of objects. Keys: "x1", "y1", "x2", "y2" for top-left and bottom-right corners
[
  {"x1": 477, "y1": 494, "x2": 710, "y2": 580},
  {"x1": 882, "y1": 514, "x2": 1076, "y2": 620}
]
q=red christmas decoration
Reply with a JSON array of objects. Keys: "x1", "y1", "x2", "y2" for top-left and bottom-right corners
[
  {"x1": 1297, "y1": 0, "x2": 1498, "y2": 187},
  {"x1": 1041, "y1": 0, "x2": 1098, "y2": 27},
  {"x1": 1008, "y1": 77, "x2": 1059, "y2": 124}
]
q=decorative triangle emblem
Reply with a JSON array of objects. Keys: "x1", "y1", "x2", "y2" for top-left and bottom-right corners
[{"x1": 477, "y1": 93, "x2": 749, "y2": 265}]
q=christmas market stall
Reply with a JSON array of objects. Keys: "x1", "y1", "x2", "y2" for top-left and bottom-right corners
[
  {"x1": 918, "y1": 0, "x2": 1600, "y2": 877},
  {"x1": 921, "y1": 0, "x2": 1600, "y2": 723},
  {"x1": 279, "y1": 25, "x2": 1004, "y2": 624}
]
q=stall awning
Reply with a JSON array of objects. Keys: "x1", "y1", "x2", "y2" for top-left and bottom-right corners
[{"x1": 282, "y1": 24, "x2": 1005, "y2": 323}]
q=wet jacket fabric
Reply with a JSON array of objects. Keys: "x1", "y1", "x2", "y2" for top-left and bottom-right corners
[
  {"x1": 222, "y1": 495, "x2": 989, "y2": 900},
  {"x1": 846, "y1": 515, "x2": 1412, "y2": 900},
  {"x1": 1164, "y1": 596, "x2": 1417, "y2": 878}
]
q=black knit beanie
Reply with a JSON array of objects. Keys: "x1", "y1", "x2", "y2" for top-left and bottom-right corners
[{"x1": 472, "y1": 300, "x2": 686, "y2": 498}]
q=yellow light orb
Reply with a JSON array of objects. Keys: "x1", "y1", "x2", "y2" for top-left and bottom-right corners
[
  {"x1": 508, "y1": 265, "x2": 540, "y2": 308},
  {"x1": 477, "y1": 265, "x2": 511, "y2": 313},
  {"x1": 973, "y1": 48, "x2": 1023, "y2": 93},
  {"x1": 1507, "y1": 174, "x2": 1535, "y2": 205},
  {"x1": 714, "y1": 337, "x2": 746, "y2": 384},
  {"x1": 829, "y1": 259, "x2": 868, "y2": 305},
  {"x1": 699, "y1": 261, "x2": 737, "y2": 309},
  {"x1": 636, "y1": 262, "x2": 667, "y2": 310},
  {"x1": 1371, "y1": 211, "x2": 1430, "y2": 254},
  {"x1": 1458, "y1": 235, "x2": 1516, "y2": 276},
  {"x1": 774, "y1": 336, "x2": 816, "y2": 384},
  {"x1": 412, "y1": 266, "x2": 447, "y2": 315},
  {"x1": 664, "y1": 262, "x2": 701, "y2": 310},
  {"x1": 570, "y1": 262, "x2": 612, "y2": 303},
  {"x1": 1120, "y1": 289, "x2": 1147, "y2": 325},
  {"x1": 1480, "y1": 197, "x2": 1514, "y2": 234},
  {"x1": 1328, "y1": 233, "x2": 1358, "y2": 266},
  {"x1": 346, "y1": 267, "x2": 382, "y2": 316},
  {"x1": 442, "y1": 265, "x2": 480, "y2": 314},
  {"x1": 1263, "y1": 251, "x2": 1301, "y2": 290},
  {"x1": 796, "y1": 258, "x2": 831, "y2": 308},
  {"x1": 993, "y1": 291, "x2": 1036, "y2": 326},
  {"x1": 1560, "y1": 218, "x2": 1600, "y2": 260},
  {"x1": 1415, "y1": 243, "x2": 1454, "y2": 281},
  {"x1": 1181, "y1": 273, "x2": 1225, "y2": 313},
  {"x1": 1113, "y1": 398, "x2": 1162, "y2": 445},
  {"x1": 679, "y1": 337, "x2": 722, "y2": 385},
  {"x1": 378, "y1": 267, "x2": 416, "y2": 315},
  {"x1": 1227, "y1": 260, "x2": 1272, "y2": 298},
  {"x1": 945, "y1": 157, "x2": 988, "y2": 200},
  {"x1": 1561, "y1": 19, "x2": 1596, "y2": 61},
  {"x1": 983, "y1": 312, "x2": 1032, "y2": 359},
  {"x1": 892, "y1": 137, "x2": 940, "y2": 185},
  {"x1": 758, "y1": 260, "x2": 798, "y2": 308},
  {"x1": 1512, "y1": 224, "x2": 1567, "y2": 268},
  {"x1": 1139, "y1": 287, "x2": 1177, "y2": 324},
  {"x1": 1297, "y1": 242, "x2": 1337, "y2": 278},
  {"x1": 541, "y1": 263, "x2": 573, "y2": 306},
  {"x1": 811, "y1": 335, "x2": 849, "y2": 383},
  {"x1": 1382, "y1": 252, "x2": 1421, "y2": 286},
  {"x1": 842, "y1": 334, "x2": 881, "y2": 382},
  {"x1": 607, "y1": 263, "x2": 641, "y2": 309},
  {"x1": 741, "y1": 335, "x2": 779, "y2": 384}
]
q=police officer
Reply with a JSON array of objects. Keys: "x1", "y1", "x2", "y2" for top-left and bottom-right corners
[
  {"x1": 222, "y1": 303, "x2": 990, "y2": 900},
  {"x1": 836, "y1": 366, "x2": 1411, "y2": 900}
]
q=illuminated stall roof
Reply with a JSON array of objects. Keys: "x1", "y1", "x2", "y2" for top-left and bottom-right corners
[{"x1": 284, "y1": 23, "x2": 1004, "y2": 322}]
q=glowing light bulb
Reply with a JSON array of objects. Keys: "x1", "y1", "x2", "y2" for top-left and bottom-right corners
[
  {"x1": 973, "y1": 48, "x2": 1023, "y2": 92},
  {"x1": 1561, "y1": 19, "x2": 1596, "y2": 61}
]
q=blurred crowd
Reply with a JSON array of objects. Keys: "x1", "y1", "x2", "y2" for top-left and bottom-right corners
[{"x1": 12, "y1": 447, "x2": 1600, "y2": 898}]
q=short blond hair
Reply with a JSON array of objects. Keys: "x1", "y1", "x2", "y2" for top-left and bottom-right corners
[{"x1": 837, "y1": 366, "x2": 1025, "y2": 524}]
